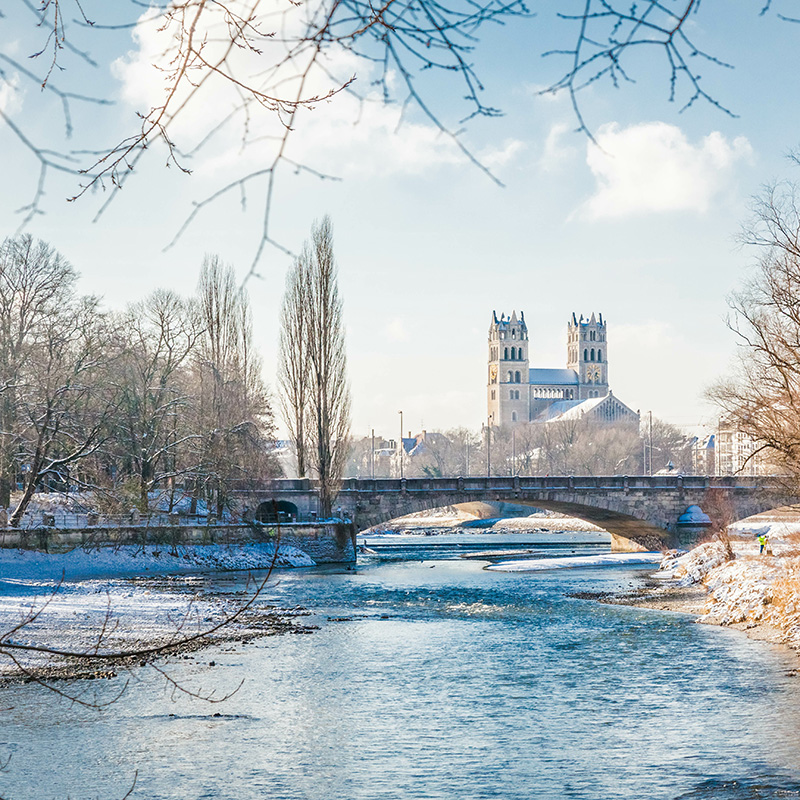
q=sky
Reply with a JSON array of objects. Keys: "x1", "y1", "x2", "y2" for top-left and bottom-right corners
[{"x1": 3, "y1": 1, "x2": 800, "y2": 441}]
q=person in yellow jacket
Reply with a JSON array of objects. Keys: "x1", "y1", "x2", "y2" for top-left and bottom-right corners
[{"x1": 758, "y1": 533, "x2": 768, "y2": 555}]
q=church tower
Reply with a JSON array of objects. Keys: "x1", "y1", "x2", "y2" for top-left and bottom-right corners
[
  {"x1": 488, "y1": 310, "x2": 529, "y2": 426},
  {"x1": 567, "y1": 312, "x2": 609, "y2": 401}
]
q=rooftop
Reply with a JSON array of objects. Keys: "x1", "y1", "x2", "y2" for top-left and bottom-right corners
[{"x1": 529, "y1": 368, "x2": 579, "y2": 386}]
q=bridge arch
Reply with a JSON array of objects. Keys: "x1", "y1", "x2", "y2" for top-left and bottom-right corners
[{"x1": 350, "y1": 495, "x2": 671, "y2": 552}]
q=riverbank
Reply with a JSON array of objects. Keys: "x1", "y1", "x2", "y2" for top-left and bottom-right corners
[
  {"x1": 606, "y1": 531, "x2": 800, "y2": 666},
  {"x1": 0, "y1": 543, "x2": 322, "y2": 681}
]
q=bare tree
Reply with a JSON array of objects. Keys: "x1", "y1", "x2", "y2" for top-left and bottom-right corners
[
  {"x1": 709, "y1": 179, "x2": 800, "y2": 476},
  {"x1": 306, "y1": 217, "x2": 351, "y2": 517},
  {"x1": 0, "y1": 235, "x2": 77, "y2": 507},
  {"x1": 277, "y1": 251, "x2": 311, "y2": 478},
  {"x1": 194, "y1": 256, "x2": 279, "y2": 515},
  {"x1": 0, "y1": 235, "x2": 120, "y2": 522},
  {"x1": 412, "y1": 428, "x2": 481, "y2": 477},
  {"x1": 113, "y1": 290, "x2": 203, "y2": 511},
  {"x1": 279, "y1": 217, "x2": 350, "y2": 516},
  {"x1": 9, "y1": 297, "x2": 118, "y2": 526}
]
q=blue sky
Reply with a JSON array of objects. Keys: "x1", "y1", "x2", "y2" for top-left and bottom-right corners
[{"x1": 2, "y1": 2, "x2": 800, "y2": 439}]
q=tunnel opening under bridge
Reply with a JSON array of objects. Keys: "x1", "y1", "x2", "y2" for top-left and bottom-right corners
[{"x1": 255, "y1": 500, "x2": 299, "y2": 523}]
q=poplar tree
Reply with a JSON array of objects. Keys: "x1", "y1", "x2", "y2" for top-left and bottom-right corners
[{"x1": 278, "y1": 216, "x2": 351, "y2": 517}]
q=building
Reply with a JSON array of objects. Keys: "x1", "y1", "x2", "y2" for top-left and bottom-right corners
[
  {"x1": 690, "y1": 434, "x2": 716, "y2": 475},
  {"x1": 487, "y1": 310, "x2": 638, "y2": 427},
  {"x1": 714, "y1": 419, "x2": 776, "y2": 476}
]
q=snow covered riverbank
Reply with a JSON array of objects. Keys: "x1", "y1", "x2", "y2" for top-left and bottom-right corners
[
  {"x1": 0, "y1": 544, "x2": 319, "y2": 680},
  {"x1": 620, "y1": 533, "x2": 800, "y2": 662},
  {"x1": 0, "y1": 542, "x2": 315, "y2": 583}
]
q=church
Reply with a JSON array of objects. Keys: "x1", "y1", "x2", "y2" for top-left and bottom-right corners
[{"x1": 487, "y1": 310, "x2": 639, "y2": 427}]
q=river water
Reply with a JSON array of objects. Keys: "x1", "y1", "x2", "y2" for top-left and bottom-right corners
[{"x1": 2, "y1": 533, "x2": 800, "y2": 800}]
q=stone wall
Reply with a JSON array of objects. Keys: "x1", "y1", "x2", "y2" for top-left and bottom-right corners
[{"x1": 0, "y1": 522, "x2": 357, "y2": 564}]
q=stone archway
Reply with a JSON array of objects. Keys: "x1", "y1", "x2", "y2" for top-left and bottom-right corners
[
  {"x1": 358, "y1": 496, "x2": 670, "y2": 552},
  {"x1": 255, "y1": 500, "x2": 299, "y2": 523}
]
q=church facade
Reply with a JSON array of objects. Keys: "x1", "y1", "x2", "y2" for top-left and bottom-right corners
[{"x1": 487, "y1": 310, "x2": 639, "y2": 427}]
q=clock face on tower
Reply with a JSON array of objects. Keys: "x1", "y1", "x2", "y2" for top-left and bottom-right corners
[{"x1": 489, "y1": 364, "x2": 498, "y2": 382}]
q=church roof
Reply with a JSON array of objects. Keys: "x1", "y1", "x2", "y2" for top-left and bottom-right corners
[
  {"x1": 534, "y1": 394, "x2": 639, "y2": 424},
  {"x1": 533, "y1": 397, "x2": 600, "y2": 422},
  {"x1": 529, "y1": 368, "x2": 579, "y2": 386}
]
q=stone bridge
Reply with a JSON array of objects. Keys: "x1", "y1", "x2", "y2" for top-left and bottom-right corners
[{"x1": 244, "y1": 476, "x2": 800, "y2": 551}]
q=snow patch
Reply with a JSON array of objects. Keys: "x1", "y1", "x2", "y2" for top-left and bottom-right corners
[
  {"x1": 0, "y1": 543, "x2": 315, "y2": 584},
  {"x1": 486, "y1": 552, "x2": 662, "y2": 572}
]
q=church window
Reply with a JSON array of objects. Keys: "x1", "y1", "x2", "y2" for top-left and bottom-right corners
[
  {"x1": 515, "y1": 371, "x2": 521, "y2": 383},
  {"x1": 598, "y1": 349, "x2": 602, "y2": 361},
  {"x1": 511, "y1": 347, "x2": 516, "y2": 360},
  {"x1": 491, "y1": 390, "x2": 496, "y2": 400},
  {"x1": 512, "y1": 411, "x2": 517, "y2": 422},
  {"x1": 583, "y1": 349, "x2": 588, "y2": 361},
  {"x1": 504, "y1": 347, "x2": 508, "y2": 360},
  {"x1": 512, "y1": 329, "x2": 517, "y2": 339},
  {"x1": 507, "y1": 371, "x2": 513, "y2": 382},
  {"x1": 590, "y1": 348, "x2": 595, "y2": 361}
]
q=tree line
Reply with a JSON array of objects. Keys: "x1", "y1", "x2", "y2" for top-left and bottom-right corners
[
  {"x1": 0, "y1": 235, "x2": 279, "y2": 525},
  {"x1": 345, "y1": 416, "x2": 695, "y2": 479}
]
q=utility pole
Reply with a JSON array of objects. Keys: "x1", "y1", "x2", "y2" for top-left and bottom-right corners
[
  {"x1": 512, "y1": 428, "x2": 516, "y2": 476},
  {"x1": 486, "y1": 419, "x2": 491, "y2": 477},
  {"x1": 371, "y1": 428, "x2": 375, "y2": 479},
  {"x1": 398, "y1": 410, "x2": 403, "y2": 479}
]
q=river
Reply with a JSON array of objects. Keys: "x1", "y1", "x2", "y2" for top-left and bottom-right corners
[{"x1": 2, "y1": 533, "x2": 800, "y2": 800}]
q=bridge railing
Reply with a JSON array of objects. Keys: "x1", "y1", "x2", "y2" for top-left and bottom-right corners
[{"x1": 253, "y1": 475, "x2": 775, "y2": 493}]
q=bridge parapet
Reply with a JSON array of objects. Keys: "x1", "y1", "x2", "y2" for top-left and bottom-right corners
[{"x1": 256, "y1": 475, "x2": 777, "y2": 494}]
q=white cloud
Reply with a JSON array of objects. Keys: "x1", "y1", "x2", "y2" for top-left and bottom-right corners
[
  {"x1": 540, "y1": 122, "x2": 577, "y2": 171},
  {"x1": 582, "y1": 122, "x2": 752, "y2": 219},
  {"x1": 384, "y1": 317, "x2": 410, "y2": 342},
  {"x1": 479, "y1": 139, "x2": 525, "y2": 171},
  {"x1": 111, "y1": 4, "x2": 522, "y2": 181},
  {"x1": 0, "y1": 73, "x2": 22, "y2": 116}
]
